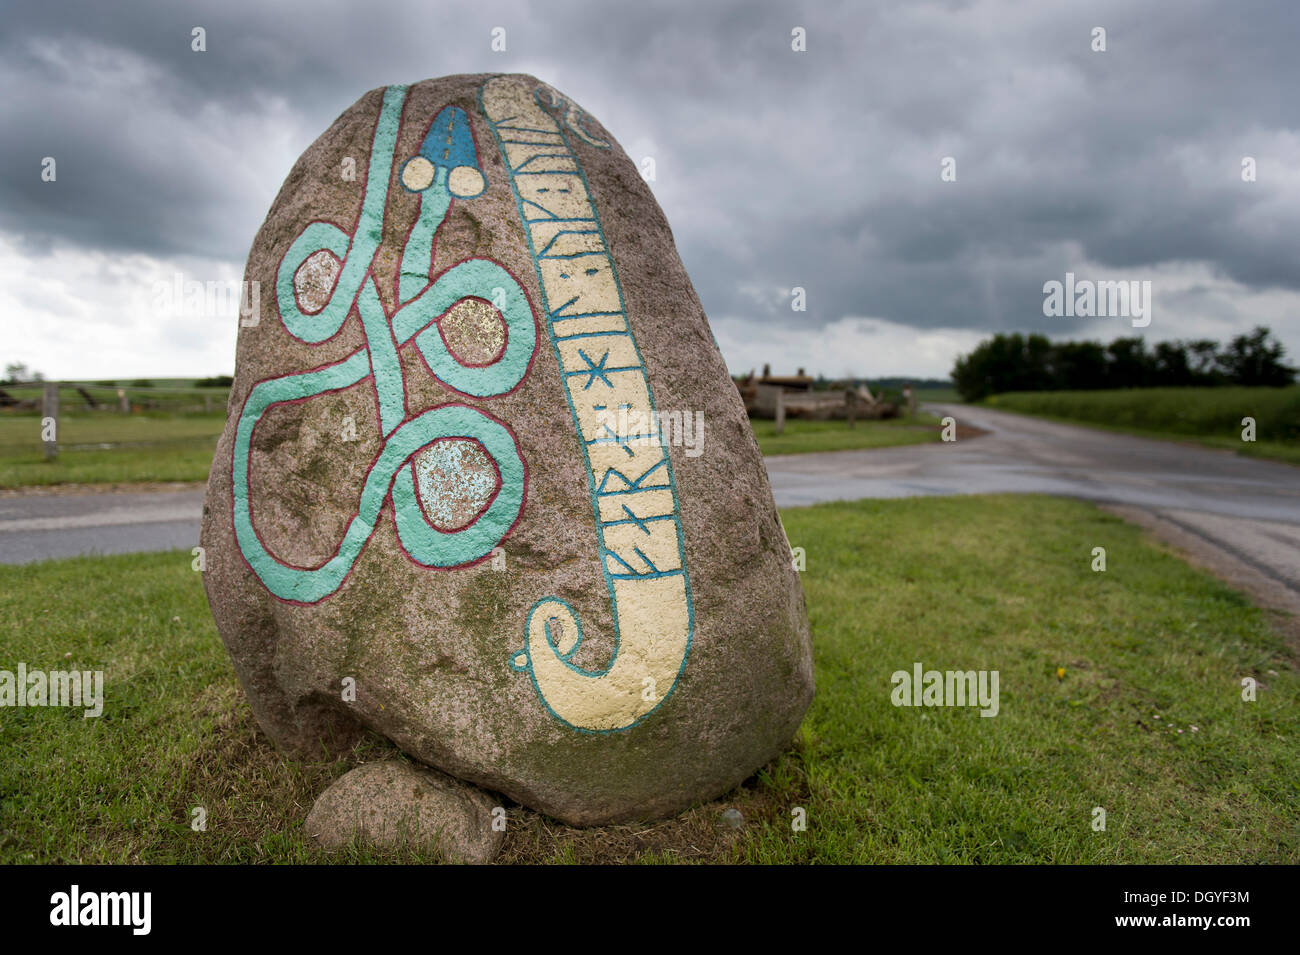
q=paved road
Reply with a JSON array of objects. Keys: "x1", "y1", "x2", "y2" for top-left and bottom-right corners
[
  {"x1": 0, "y1": 488, "x2": 204, "y2": 564},
  {"x1": 1, "y1": 406, "x2": 1297, "y2": 616},
  {"x1": 766, "y1": 403, "x2": 1300, "y2": 615}
]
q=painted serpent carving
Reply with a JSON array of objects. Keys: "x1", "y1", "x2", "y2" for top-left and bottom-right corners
[
  {"x1": 233, "y1": 78, "x2": 693, "y2": 734},
  {"x1": 232, "y1": 86, "x2": 538, "y2": 604}
]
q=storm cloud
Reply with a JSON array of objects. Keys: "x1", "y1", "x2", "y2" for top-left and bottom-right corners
[{"x1": 2, "y1": 0, "x2": 1298, "y2": 378}]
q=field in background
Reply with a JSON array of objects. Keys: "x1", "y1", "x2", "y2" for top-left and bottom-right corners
[
  {"x1": 986, "y1": 386, "x2": 1300, "y2": 465},
  {"x1": 0, "y1": 380, "x2": 229, "y2": 487},
  {"x1": 2, "y1": 494, "x2": 1294, "y2": 864},
  {"x1": 753, "y1": 413, "x2": 944, "y2": 455},
  {"x1": 912, "y1": 386, "x2": 961, "y2": 403},
  {"x1": 0, "y1": 414, "x2": 226, "y2": 487},
  {"x1": 1, "y1": 381, "x2": 229, "y2": 414},
  {"x1": 0, "y1": 377, "x2": 955, "y2": 488}
]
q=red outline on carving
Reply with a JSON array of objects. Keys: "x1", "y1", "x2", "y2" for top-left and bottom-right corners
[
  {"x1": 390, "y1": 403, "x2": 531, "y2": 574},
  {"x1": 230, "y1": 95, "x2": 537, "y2": 603},
  {"x1": 408, "y1": 435, "x2": 504, "y2": 533},
  {"x1": 402, "y1": 255, "x2": 540, "y2": 402},
  {"x1": 389, "y1": 105, "x2": 486, "y2": 307},
  {"x1": 272, "y1": 216, "x2": 357, "y2": 347},
  {"x1": 228, "y1": 366, "x2": 393, "y2": 608},
  {"x1": 291, "y1": 248, "x2": 343, "y2": 317},
  {"x1": 270, "y1": 85, "x2": 414, "y2": 349},
  {"x1": 434, "y1": 295, "x2": 509, "y2": 367},
  {"x1": 232, "y1": 389, "x2": 531, "y2": 602}
]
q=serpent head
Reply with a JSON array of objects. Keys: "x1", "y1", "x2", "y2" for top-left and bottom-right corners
[{"x1": 400, "y1": 105, "x2": 486, "y2": 199}]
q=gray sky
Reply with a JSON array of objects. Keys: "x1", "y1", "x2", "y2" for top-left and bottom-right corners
[{"x1": 3, "y1": 0, "x2": 1298, "y2": 379}]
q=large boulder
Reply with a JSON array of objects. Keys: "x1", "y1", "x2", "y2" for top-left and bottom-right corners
[{"x1": 202, "y1": 73, "x2": 813, "y2": 826}]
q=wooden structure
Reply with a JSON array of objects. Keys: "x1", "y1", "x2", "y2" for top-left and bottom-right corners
[{"x1": 735, "y1": 364, "x2": 892, "y2": 425}]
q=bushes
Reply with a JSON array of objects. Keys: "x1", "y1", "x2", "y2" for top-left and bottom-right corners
[
  {"x1": 194, "y1": 375, "x2": 234, "y2": 388},
  {"x1": 952, "y1": 327, "x2": 1296, "y2": 401}
]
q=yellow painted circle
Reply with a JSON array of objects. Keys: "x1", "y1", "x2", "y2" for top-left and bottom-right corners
[
  {"x1": 448, "y1": 165, "x2": 486, "y2": 199},
  {"x1": 401, "y1": 156, "x2": 435, "y2": 192}
]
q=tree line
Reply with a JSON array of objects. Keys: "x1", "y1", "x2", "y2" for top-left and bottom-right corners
[{"x1": 951, "y1": 326, "x2": 1296, "y2": 401}]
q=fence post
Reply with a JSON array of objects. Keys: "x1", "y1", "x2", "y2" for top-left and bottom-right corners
[
  {"x1": 42, "y1": 382, "x2": 59, "y2": 460},
  {"x1": 774, "y1": 388, "x2": 785, "y2": 436}
]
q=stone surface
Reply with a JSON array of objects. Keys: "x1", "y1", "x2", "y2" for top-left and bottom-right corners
[
  {"x1": 202, "y1": 72, "x2": 814, "y2": 826},
  {"x1": 305, "y1": 760, "x2": 502, "y2": 863},
  {"x1": 718, "y1": 808, "x2": 745, "y2": 830}
]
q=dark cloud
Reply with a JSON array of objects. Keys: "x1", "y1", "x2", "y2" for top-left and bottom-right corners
[{"x1": 3, "y1": 0, "x2": 1299, "y2": 368}]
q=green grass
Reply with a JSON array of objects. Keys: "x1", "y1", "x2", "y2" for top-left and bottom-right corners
[
  {"x1": 0, "y1": 398, "x2": 946, "y2": 489},
  {"x1": 2, "y1": 382, "x2": 228, "y2": 415},
  {"x1": 913, "y1": 387, "x2": 962, "y2": 404},
  {"x1": 0, "y1": 413, "x2": 225, "y2": 487},
  {"x1": 1, "y1": 494, "x2": 1294, "y2": 863},
  {"x1": 986, "y1": 387, "x2": 1300, "y2": 465},
  {"x1": 753, "y1": 413, "x2": 944, "y2": 455},
  {"x1": 763, "y1": 496, "x2": 1299, "y2": 862},
  {"x1": 0, "y1": 410, "x2": 942, "y2": 489}
]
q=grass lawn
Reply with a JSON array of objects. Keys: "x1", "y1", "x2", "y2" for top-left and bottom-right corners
[
  {"x1": 1, "y1": 494, "x2": 1296, "y2": 864},
  {"x1": 985, "y1": 387, "x2": 1300, "y2": 466},
  {"x1": 753, "y1": 413, "x2": 944, "y2": 456},
  {"x1": 0, "y1": 411, "x2": 945, "y2": 489},
  {"x1": 913, "y1": 387, "x2": 962, "y2": 404},
  {"x1": 0, "y1": 414, "x2": 225, "y2": 488}
]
